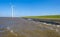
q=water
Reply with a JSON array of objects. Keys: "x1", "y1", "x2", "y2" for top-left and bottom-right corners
[
  {"x1": 0, "y1": 17, "x2": 60, "y2": 37},
  {"x1": 0, "y1": 17, "x2": 19, "y2": 37}
]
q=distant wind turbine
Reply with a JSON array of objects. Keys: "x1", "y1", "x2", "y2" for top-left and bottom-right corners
[
  {"x1": 11, "y1": 5, "x2": 14, "y2": 17},
  {"x1": 10, "y1": 1, "x2": 14, "y2": 17}
]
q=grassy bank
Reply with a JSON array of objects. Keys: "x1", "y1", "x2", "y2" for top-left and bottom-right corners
[{"x1": 24, "y1": 15, "x2": 60, "y2": 19}]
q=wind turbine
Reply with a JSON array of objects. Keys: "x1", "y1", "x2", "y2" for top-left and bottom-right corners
[
  {"x1": 9, "y1": 0, "x2": 14, "y2": 17},
  {"x1": 11, "y1": 4, "x2": 14, "y2": 17}
]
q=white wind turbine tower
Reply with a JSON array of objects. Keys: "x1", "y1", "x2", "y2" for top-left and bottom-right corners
[
  {"x1": 10, "y1": 0, "x2": 14, "y2": 17},
  {"x1": 7, "y1": 3, "x2": 14, "y2": 30},
  {"x1": 11, "y1": 5, "x2": 18, "y2": 36},
  {"x1": 8, "y1": 3, "x2": 18, "y2": 36},
  {"x1": 11, "y1": 5, "x2": 14, "y2": 17}
]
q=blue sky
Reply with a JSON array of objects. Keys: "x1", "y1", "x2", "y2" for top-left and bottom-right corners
[{"x1": 0, "y1": 0, "x2": 60, "y2": 17}]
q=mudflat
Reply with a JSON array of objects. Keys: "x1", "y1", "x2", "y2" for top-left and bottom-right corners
[{"x1": 0, "y1": 17, "x2": 60, "y2": 37}]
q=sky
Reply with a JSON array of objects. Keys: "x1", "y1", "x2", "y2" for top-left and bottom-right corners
[{"x1": 0, "y1": 0, "x2": 60, "y2": 17}]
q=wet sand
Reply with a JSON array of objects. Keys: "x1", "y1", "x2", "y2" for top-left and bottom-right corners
[{"x1": 0, "y1": 17, "x2": 60, "y2": 37}]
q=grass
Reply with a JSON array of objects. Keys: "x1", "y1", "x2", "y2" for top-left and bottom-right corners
[{"x1": 24, "y1": 15, "x2": 60, "y2": 19}]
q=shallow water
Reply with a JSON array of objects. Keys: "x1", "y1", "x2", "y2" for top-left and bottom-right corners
[{"x1": 0, "y1": 17, "x2": 60, "y2": 37}]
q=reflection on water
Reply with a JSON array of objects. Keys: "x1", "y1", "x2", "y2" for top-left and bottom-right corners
[
  {"x1": 0, "y1": 25, "x2": 6, "y2": 33},
  {"x1": 0, "y1": 25, "x2": 16, "y2": 37},
  {"x1": 0, "y1": 17, "x2": 60, "y2": 37}
]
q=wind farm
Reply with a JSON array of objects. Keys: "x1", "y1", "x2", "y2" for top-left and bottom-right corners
[{"x1": 0, "y1": 0, "x2": 60, "y2": 37}]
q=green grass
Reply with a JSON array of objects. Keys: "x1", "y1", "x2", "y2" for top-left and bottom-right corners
[{"x1": 24, "y1": 15, "x2": 60, "y2": 19}]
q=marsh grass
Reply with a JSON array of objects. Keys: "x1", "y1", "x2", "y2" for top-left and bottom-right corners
[{"x1": 24, "y1": 15, "x2": 60, "y2": 19}]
